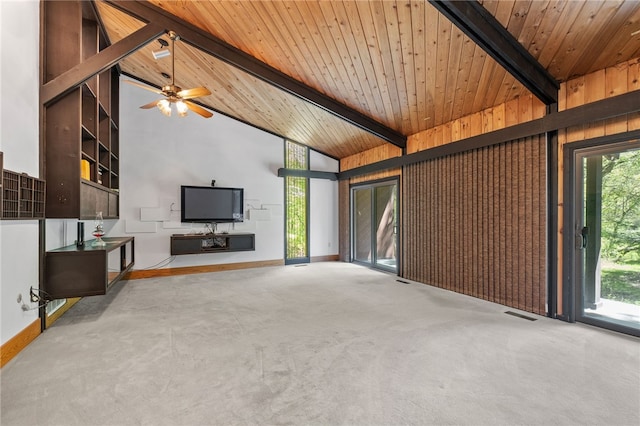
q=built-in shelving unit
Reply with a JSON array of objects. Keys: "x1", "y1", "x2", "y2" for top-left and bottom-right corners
[
  {"x1": 43, "y1": 1, "x2": 120, "y2": 219},
  {"x1": 0, "y1": 152, "x2": 46, "y2": 220}
]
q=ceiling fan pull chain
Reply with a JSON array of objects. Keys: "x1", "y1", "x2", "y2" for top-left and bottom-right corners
[{"x1": 170, "y1": 31, "x2": 176, "y2": 86}]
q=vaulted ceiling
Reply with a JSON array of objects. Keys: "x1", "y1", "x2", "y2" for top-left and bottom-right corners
[{"x1": 95, "y1": 0, "x2": 640, "y2": 159}]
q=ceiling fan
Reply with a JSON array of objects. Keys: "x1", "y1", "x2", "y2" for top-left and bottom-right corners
[{"x1": 125, "y1": 31, "x2": 213, "y2": 118}]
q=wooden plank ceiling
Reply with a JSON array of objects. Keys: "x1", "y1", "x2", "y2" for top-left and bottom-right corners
[{"x1": 95, "y1": 0, "x2": 640, "y2": 159}]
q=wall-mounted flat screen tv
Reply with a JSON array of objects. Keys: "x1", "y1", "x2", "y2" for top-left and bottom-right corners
[{"x1": 180, "y1": 185, "x2": 244, "y2": 223}]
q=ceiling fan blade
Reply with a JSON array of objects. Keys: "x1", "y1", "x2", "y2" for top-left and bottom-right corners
[
  {"x1": 124, "y1": 79, "x2": 163, "y2": 95},
  {"x1": 140, "y1": 100, "x2": 161, "y2": 109},
  {"x1": 185, "y1": 100, "x2": 213, "y2": 118},
  {"x1": 177, "y1": 87, "x2": 211, "y2": 100}
]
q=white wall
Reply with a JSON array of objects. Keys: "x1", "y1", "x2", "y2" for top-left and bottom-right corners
[
  {"x1": 309, "y1": 151, "x2": 339, "y2": 258},
  {"x1": 0, "y1": 0, "x2": 41, "y2": 345},
  {"x1": 112, "y1": 82, "x2": 339, "y2": 269}
]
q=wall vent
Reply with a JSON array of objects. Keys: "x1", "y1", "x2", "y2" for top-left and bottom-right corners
[{"x1": 504, "y1": 311, "x2": 538, "y2": 321}]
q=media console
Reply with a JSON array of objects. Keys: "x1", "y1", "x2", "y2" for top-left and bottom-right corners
[{"x1": 170, "y1": 233, "x2": 255, "y2": 255}]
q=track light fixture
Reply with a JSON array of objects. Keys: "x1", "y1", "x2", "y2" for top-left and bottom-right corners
[{"x1": 152, "y1": 38, "x2": 170, "y2": 60}]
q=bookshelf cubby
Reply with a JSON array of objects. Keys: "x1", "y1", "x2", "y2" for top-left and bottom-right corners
[{"x1": 0, "y1": 152, "x2": 46, "y2": 220}]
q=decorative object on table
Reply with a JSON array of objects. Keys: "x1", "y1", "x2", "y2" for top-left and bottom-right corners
[
  {"x1": 76, "y1": 221, "x2": 85, "y2": 248},
  {"x1": 92, "y1": 211, "x2": 106, "y2": 247}
]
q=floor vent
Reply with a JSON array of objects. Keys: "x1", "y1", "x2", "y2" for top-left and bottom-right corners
[
  {"x1": 504, "y1": 311, "x2": 537, "y2": 321},
  {"x1": 396, "y1": 279, "x2": 410, "y2": 284},
  {"x1": 294, "y1": 264, "x2": 308, "y2": 267}
]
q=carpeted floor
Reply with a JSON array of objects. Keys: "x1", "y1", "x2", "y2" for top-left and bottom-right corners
[{"x1": 2, "y1": 262, "x2": 639, "y2": 425}]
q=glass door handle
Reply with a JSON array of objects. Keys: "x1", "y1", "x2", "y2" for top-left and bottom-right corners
[{"x1": 578, "y1": 226, "x2": 589, "y2": 249}]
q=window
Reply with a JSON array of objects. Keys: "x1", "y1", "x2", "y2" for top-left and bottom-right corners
[{"x1": 284, "y1": 141, "x2": 309, "y2": 263}]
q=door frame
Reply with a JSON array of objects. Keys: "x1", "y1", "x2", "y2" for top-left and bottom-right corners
[
  {"x1": 350, "y1": 176, "x2": 400, "y2": 273},
  {"x1": 562, "y1": 130, "x2": 640, "y2": 335}
]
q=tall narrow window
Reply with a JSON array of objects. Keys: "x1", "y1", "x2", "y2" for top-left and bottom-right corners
[{"x1": 284, "y1": 140, "x2": 309, "y2": 264}]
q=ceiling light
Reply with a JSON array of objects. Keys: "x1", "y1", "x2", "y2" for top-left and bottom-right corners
[
  {"x1": 152, "y1": 38, "x2": 170, "y2": 59},
  {"x1": 152, "y1": 48, "x2": 171, "y2": 60},
  {"x1": 176, "y1": 100, "x2": 188, "y2": 117},
  {"x1": 157, "y1": 99, "x2": 171, "y2": 116}
]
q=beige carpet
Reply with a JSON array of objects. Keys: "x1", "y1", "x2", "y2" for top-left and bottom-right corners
[{"x1": 2, "y1": 262, "x2": 639, "y2": 425}]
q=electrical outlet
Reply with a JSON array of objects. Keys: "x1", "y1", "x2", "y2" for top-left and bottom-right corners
[{"x1": 30, "y1": 287, "x2": 39, "y2": 303}]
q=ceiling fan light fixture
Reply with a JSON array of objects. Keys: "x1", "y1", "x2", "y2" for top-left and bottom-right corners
[
  {"x1": 128, "y1": 30, "x2": 211, "y2": 119},
  {"x1": 176, "y1": 100, "x2": 188, "y2": 117},
  {"x1": 157, "y1": 99, "x2": 172, "y2": 116}
]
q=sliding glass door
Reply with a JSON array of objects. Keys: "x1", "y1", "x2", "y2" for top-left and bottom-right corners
[
  {"x1": 353, "y1": 187, "x2": 373, "y2": 263},
  {"x1": 352, "y1": 179, "x2": 398, "y2": 272},
  {"x1": 570, "y1": 140, "x2": 640, "y2": 336}
]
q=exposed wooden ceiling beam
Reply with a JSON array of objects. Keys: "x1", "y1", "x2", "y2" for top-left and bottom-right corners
[
  {"x1": 105, "y1": 0, "x2": 406, "y2": 148},
  {"x1": 41, "y1": 22, "x2": 164, "y2": 105},
  {"x1": 430, "y1": 0, "x2": 559, "y2": 105}
]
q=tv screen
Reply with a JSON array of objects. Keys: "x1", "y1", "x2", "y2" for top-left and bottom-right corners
[{"x1": 180, "y1": 186, "x2": 244, "y2": 223}]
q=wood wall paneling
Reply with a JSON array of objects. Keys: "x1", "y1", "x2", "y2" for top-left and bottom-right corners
[
  {"x1": 340, "y1": 143, "x2": 403, "y2": 185},
  {"x1": 629, "y1": 60, "x2": 640, "y2": 130},
  {"x1": 347, "y1": 169, "x2": 402, "y2": 186},
  {"x1": 407, "y1": 94, "x2": 545, "y2": 154},
  {"x1": 559, "y1": 58, "x2": 640, "y2": 144},
  {"x1": 606, "y1": 63, "x2": 633, "y2": 136},
  {"x1": 340, "y1": 144, "x2": 403, "y2": 171}
]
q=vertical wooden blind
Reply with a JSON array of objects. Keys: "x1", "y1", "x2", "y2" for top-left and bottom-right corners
[{"x1": 402, "y1": 135, "x2": 547, "y2": 315}]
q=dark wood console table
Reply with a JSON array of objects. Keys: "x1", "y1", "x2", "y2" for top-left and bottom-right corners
[{"x1": 44, "y1": 237, "x2": 134, "y2": 299}]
